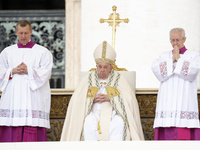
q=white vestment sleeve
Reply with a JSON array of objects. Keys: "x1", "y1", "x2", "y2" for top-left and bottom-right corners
[
  {"x1": 0, "y1": 49, "x2": 12, "y2": 91},
  {"x1": 174, "y1": 51, "x2": 200, "y2": 82},
  {"x1": 151, "y1": 52, "x2": 173, "y2": 82},
  {"x1": 27, "y1": 50, "x2": 53, "y2": 91}
]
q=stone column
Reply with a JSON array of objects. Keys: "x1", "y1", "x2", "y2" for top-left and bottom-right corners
[{"x1": 65, "y1": 0, "x2": 81, "y2": 89}]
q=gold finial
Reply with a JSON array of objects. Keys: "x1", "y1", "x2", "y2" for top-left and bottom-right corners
[
  {"x1": 99, "y1": 18, "x2": 105, "y2": 23},
  {"x1": 112, "y1": 5, "x2": 117, "y2": 11},
  {"x1": 124, "y1": 18, "x2": 129, "y2": 23}
]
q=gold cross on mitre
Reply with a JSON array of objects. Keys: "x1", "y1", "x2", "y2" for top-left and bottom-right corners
[{"x1": 100, "y1": 5, "x2": 129, "y2": 71}]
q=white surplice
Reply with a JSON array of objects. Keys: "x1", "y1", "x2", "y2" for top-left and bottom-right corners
[
  {"x1": 83, "y1": 78, "x2": 124, "y2": 141},
  {"x1": 0, "y1": 44, "x2": 53, "y2": 128},
  {"x1": 152, "y1": 50, "x2": 200, "y2": 128}
]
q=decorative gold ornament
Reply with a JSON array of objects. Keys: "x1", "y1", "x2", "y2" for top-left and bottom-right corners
[
  {"x1": 106, "y1": 86, "x2": 120, "y2": 98},
  {"x1": 87, "y1": 87, "x2": 98, "y2": 98},
  {"x1": 100, "y1": 82, "x2": 107, "y2": 85},
  {"x1": 89, "y1": 68, "x2": 97, "y2": 71},
  {"x1": 112, "y1": 60, "x2": 127, "y2": 71},
  {"x1": 97, "y1": 121, "x2": 102, "y2": 134}
]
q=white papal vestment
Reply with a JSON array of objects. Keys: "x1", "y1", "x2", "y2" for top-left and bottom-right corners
[
  {"x1": 83, "y1": 78, "x2": 124, "y2": 141},
  {"x1": 0, "y1": 44, "x2": 53, "y2": 128},
  {"x1": 61, "y1": 70, "x2": 144, "y2": 141}
]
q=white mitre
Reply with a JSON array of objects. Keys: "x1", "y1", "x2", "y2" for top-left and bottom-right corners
[{"x1": 93, "y1": 41, "x2": 116, "y2": 65}]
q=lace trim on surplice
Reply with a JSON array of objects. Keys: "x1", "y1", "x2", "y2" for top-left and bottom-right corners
[
  {"x1": 0, "y1": 109, "x2": 49, "y2": 120},
  {"x1": 155, "y1": 111, "x2": 199, "y2": 120}
]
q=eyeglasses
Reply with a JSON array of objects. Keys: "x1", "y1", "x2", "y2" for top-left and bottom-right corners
[{"x1": 170, "y1": 38, "x2": 184, "y2": 43}]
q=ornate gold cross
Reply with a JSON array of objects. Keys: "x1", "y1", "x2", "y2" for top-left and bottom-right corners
[
  {"x1": 99, "y1": 5, "x2": 129, "y2": 71},
  {"x1": 99, "y1": 5, "x2": 129, "y2": 50}
]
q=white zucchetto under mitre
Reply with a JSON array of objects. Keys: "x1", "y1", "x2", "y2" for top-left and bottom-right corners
[{"x1": 93, "y1": 41, "x2": 116, "y2": 65}]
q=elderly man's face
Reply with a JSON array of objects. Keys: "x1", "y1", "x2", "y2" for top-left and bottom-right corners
[
  {"x1": 170, "y1": 31, "x2": 186, "y2": 50},
  {"x1": 96, "y1": 62, "x2": 112, "y2": 79}
]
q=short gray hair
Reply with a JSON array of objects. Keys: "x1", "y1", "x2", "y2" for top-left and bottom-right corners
[{"x1": 170, "y1": 28, "x2": 185, "y2": 39}]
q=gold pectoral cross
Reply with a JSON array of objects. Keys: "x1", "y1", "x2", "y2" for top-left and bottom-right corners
[{"x1": 97, "y1": 121, "x2": 102, "y2": 134}]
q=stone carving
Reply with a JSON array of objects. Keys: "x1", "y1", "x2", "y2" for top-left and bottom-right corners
[
  {"x1": 47, "y1": 119, "x2": 64, "y2": 141},
  {"x1": 50, "y1": 95, "x2": 71, "y2": 118}
]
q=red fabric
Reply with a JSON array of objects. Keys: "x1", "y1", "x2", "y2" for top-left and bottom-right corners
[
  {"x1": 23, "y1": 127, "x2": 38, "y2": 142},
  {"x1": 154, "y1": 127, "x2": 200, "y2": 140},
  {"x1": 9, "y1": 73, "x2": 12, "y2": 80},
  {"x1": 17, "y1": 41, "x2": 35, "y2": 48},
  {"x1": 172, "y1": 46, "x2": 187, "y2": 54},
  {"x1": 0, "y1": 126, "x2": 47, "y2": 142},
  {"x1": 178, "y1": 128, "x2": 191, "y2": 140}
]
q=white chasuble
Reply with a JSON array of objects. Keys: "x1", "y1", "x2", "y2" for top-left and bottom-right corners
[
  {"x1": 0, "y1": 44, "x2": 53, "y2": 128},
  {"x1": 83, "y1": 76, "x2": 124, "y2": 141},
  {"x1": 152, "y1": 50, "x2": 200, "y2": 128},
  {"x1": 60, "y1": 70, "x2": 144, "y2": 141}
]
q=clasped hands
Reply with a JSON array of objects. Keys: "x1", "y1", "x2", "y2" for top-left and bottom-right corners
[
  {"x1": 12, "y1": 62, "x2": 28, "y2": 75},
  {"x1": 172, "y1": 45, "x2": 180, "y2": 62},
  {"x1": 93, "y1": 93, "x2": 110, "y2": 103}
]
